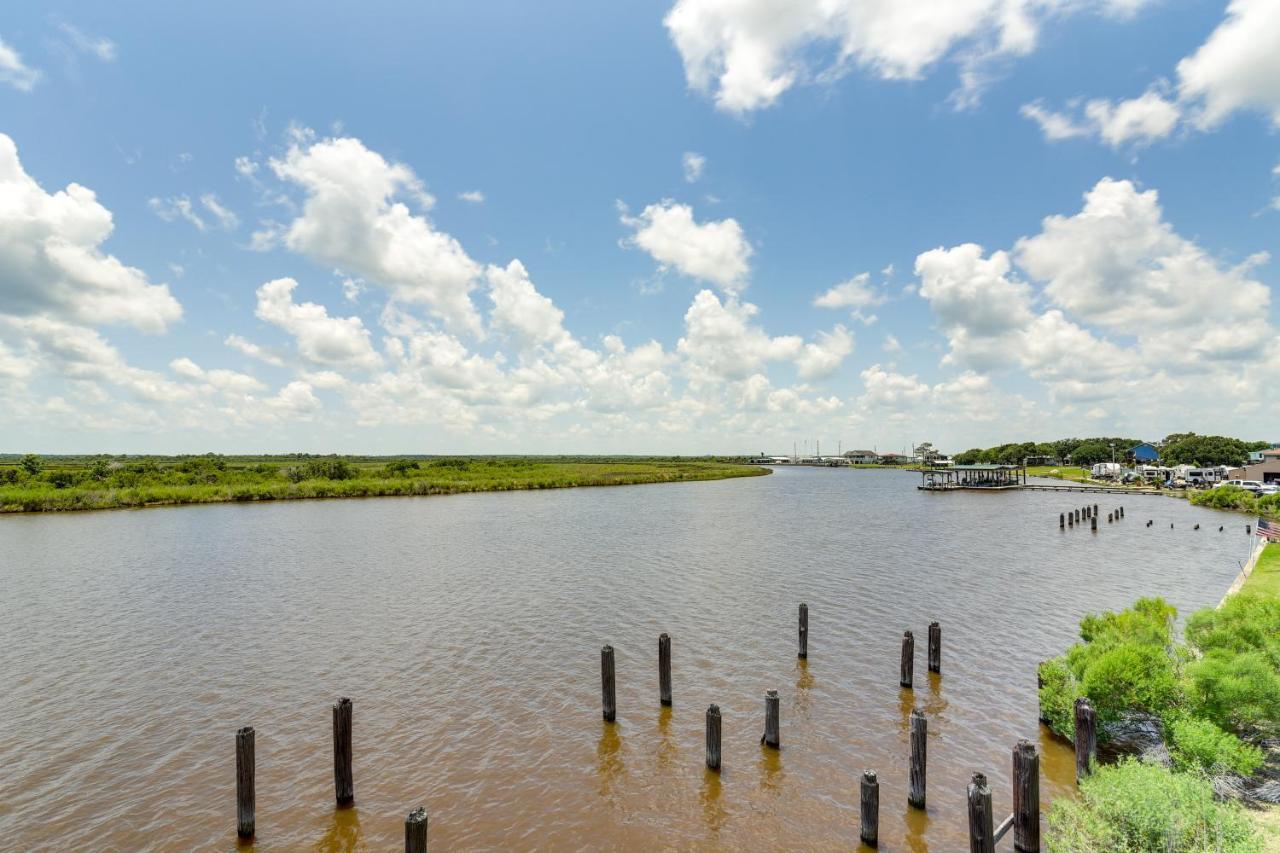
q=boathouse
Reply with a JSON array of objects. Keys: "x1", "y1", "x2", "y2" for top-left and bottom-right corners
[{"x1": 919, "y1": 463, "x2": 1026, "y2": 490}]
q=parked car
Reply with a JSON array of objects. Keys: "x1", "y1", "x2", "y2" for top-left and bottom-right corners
[{"x1": 1219, "y1": 479, "x2": 1266, "y2": 494}]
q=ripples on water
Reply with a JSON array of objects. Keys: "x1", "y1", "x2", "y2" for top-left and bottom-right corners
[{"x1": 0, "y1": 468, "x2": 1252, "y2": 850}]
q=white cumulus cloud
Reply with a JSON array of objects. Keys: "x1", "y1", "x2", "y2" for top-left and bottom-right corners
[
  {"x1": 621, "y1": 200, "x2": 752, "y2": 293},
  {"x1": 254, "y1": 277, "x2": 382, "y2": 370}
]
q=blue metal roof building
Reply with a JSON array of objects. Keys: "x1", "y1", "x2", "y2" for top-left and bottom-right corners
[{"x1": 1131, "y1": 442, "x2": 1159, "y2": 462}]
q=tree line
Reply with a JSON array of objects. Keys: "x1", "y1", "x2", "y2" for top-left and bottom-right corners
[{"x1": 952, "y1": 433, "x2": 1272, "y2": 468}]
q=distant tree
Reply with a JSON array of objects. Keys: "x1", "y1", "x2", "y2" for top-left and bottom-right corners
[
  {"x1": 953, "y1": 448, "x2": 982, "y2": 465},
  {"x1": 19, "y1": 454, "x2": 42, "y2": 476},
  {"x1": 1160, "y1": 435, "x2": 1252, "y2": 468}
]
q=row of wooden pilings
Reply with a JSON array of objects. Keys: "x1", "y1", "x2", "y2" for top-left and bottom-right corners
[
  {"x1": 1058, "y1": 503, "x2": 1125, "y2": 531},
  {"x1": 234, "y1": 699, "x2": 430, "y2": 852},
  {"x1": 232, "y1": 608, "x2": 1100, "y2": 850},
  {"x1": 601, "y1": 609, "x2": 1058, "y2": 850}
]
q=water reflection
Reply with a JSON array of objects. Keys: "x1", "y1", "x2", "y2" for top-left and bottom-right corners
[
  {"x1": 903, "y1": 803, "x2": 931, "y2": 852},
  {"x1": 315, "y1": 806, "x2": 362, "y2": 852},
  {"x1": 758, "y1": 744, "x2": 785, "y2": 793},
  {"x1": 656, "y1": 705, "x2": 677, "y2": 770},
  {"x1": 794, "y1": 659, "x2": 814, "y2": 715},
  {"x1": 596, "y1": 723, "x2": 625, "y2": 797},
  {"x1": 699, "y1": 767, "x2": 727, "y2": 833}
]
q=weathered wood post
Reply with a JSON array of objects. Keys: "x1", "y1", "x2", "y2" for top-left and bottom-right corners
[
  {"x1": 601, "y1": 645, "x2": 616, "y2": 722},
  {"x1": 1074, "y1": 697, "x2": 1097, "y2": 783},
  {"x1": 1059, "y1": 513, "x2": 1064, "y2": 529},
  {"x1": 658, "y1": 633, "x2": 672, "y2": 707},
  {"x1": 706, "y1": 704, "x2": 721, "y2": 770},
  {"x1": 798, "y1": 603, "x2": 809, "y2": 659},
  {"x1": 333, "y1": 697, "x2": 354, "y2": 806},
  {"x1": 1013, "y1": 739, "x2": 1041, "y2": 851},
  {"x1": 1074, "y1": 509, "x2": 1080, "y2": 523},
  {"x1": 405, "y1": 807, "x2": 428, "y2": 853},
  {"x1": 900, "y1": 631, "x2": 914, "y2": 688},
  {"x1": 236, "y1": 726, "x2": 255, "y2": 839},
  {"x1": 1119, "y1": 506, "x2": 1124, "y2": 518},
  {"x1": 908, "y1": 708, "x2": 927, "y2": 809},
  {"x1": 967, "y1": 771, "x2": 995, "y2": 853},
  {"x1": 1247, "y1": 524, "x2": 1252, "y2": 534},
  {"x1": 762, "y1": 689, "x2": 780, "y2": 748},
  {"x1": 1107, "y1": 512, "x2": 1113, "y2": 523},
  {"x1": 1090, "y1": 515, "x2": 1097, "y2": 532},
  {"x1": 1093, "y1": 503, "x2": 1098, "y2": 518},
  {"x1": 860, "y1": 770, "x2": 879, "y2": 848},
  {"x1": 927, "y1": 622, "x2": 941, "y2": 674},
  {"x1": 1068, "y1": 513, "x2": 1074, "y2": 528}
]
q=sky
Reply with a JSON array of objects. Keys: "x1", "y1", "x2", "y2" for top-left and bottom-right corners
[{"x1": 1, "y1": 0, "x2": 1277, "y2": 455}]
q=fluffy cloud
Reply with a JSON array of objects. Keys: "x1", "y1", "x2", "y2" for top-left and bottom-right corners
[
  {"x1": 254, "y1": 277, "x2": 382, "y2": 370},
  {"x1": 914, "y1": 176, "x2": 1276, "y2": 412},
  {"x1": 621, "y1": 200, "x2": 752, "y2": 292},
  {"x1": 0, "y1": 36, "x2": 39, "y2": 91},
  {"x1": 267, "y1": 135, "x2": 484, "y2": 334},
  {"x1": 813, "y1": 272, "x2": 888, "y2": 322},
  {"x1": 458, "y1": 190, "x2": 485, "y2": 203},
  {"x1": 1021, "y1": 90, "x2": 1180, "y2": 147},
  {"x1": 0, "y1": 134, "x2": 182, "y2": 332},
  {"x1": 796, "y1": 325, "x2": 854, "y2": 380},
  {"x1": 682, "y1": 151, "x2": 706, "y2": 183},
  {"x1": 678, "y1": 289, "x2": 801, "y2": 381},
  {"x1": 56, "y1": 23, "x2": 117, "y2": 62},
  {"x1": 665, "y1": 0, "x2": 1152, "y2": 114},
  {"x1": 1178, "y1": 0, "x2": 1280, "y2": 129}
]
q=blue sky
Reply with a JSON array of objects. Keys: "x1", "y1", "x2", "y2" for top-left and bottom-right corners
[{"x1": 1, "y1": 0, "x2": 1277, "y2": 454}]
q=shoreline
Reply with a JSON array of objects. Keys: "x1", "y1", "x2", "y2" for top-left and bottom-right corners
[{"x1": 0, "y1": 461, "x2": 769, "y2": 516}]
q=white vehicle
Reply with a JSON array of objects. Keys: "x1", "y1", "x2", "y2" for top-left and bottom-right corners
[
  {"x1": 1219, "y1": 479, "x2": 1265, "y2": 494},
  {"x1": 1091, "y1": 462, "x2": 1123, "y2": 479},
  {"x1": 1183, "y1": 467, "x2": 1226, "y2": 486}
]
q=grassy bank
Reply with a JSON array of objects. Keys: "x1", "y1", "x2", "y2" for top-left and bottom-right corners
[
  {"x1": 1038, "y1": 550, "x2": 1280, "y2": 850},
  {"x1": 1027, "y1": 465, "x2": 1093, "y2": 482},
  {"x1": 1191, "y1": 485, "x2": 1280, "y2": 521},
  {"x1": 0, "y1": 455, "x2": 767, "y2": 514}
]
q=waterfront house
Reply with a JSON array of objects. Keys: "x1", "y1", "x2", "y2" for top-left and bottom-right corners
[
  {"x1": 843, "y1": 450, "x2": 879, "y2": 464},
  {"x1": 1130, "y1": 442, "x2": 1159, "y2": 462},
  {"x1": 878, "y1": 452, "x2": 909, "y2": 465}
]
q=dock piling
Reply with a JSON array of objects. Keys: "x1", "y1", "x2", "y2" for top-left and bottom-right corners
[
  {"x1": 601, "y1": 645, "x2": 616, "y2": 722},
  {"x1": 706, "y1": 704, "x2": 721, "y2": 770},
  {"x1": 333, "y1": 697, "x2": 354, "y2": 806},
  {"x1": 405, "y1": 807, "x2": 428, "y2": 853},
  {"x1": 967, "y1": 772, "x2": 995, "y2": 853},
  {"x1": 1059, "y1": 513, "x2": 1064, "y2": 529},
  {"x1": 236, "y1": 726, "x2": 255, "y2": 839},
  {"x1": 908, "y1": 708, "x2": 927, "y2": 809},
  {"x1": 1074, "y1": 697, "x2": 1097, "y2": 783},
  {"x1": 1013, "y1": 739, "x2": 1041, "y2": 851},
  {"x1": 927, "y1": 622, "x2": 941, "y2": 674},
  {"x1": 798, "y1": 603, "x2": 808, "y2": 659},
  {"x1": 1091, "y1": 515, "x2": 1097, "y2": 532},
  {"x1": 900, "y1": 631, "x2": 915, "y2": 688},
  {"x1": 762, "y1": 689, "x2": 780, "y2": 748},
  {"x1": 658, "y1": 633, "x2": 672, "y2": 707},
  {"x1": 860, "y1": 770, "x2": 879, "y2": 848}
]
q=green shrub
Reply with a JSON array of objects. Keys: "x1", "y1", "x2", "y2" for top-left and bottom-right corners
[
  {"x1": 1186, "y1": 594, "x2": 1280, "y2": 669},
  {"x1": 1039, "y1": 657, "x2": 1083, "y2": 739},
  {"x1": 1168, "y1": 716, "x2": 1263, "y2": 775},
  {"x1": 1186, "y1": 651, "x2": 1280, "y2": 734},
  {"x1": 1081, "y1": 642, "x2": 1182, "y2": 722},
  {"x1": 1045, "y1": 759, "x2": 1261, "y2": 852},
  {"x1": 1191, "y1": 485, "x2": 1258, "y2": 513}
]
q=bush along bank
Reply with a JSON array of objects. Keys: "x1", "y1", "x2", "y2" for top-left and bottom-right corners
[
  {"x1": 1190, "y1": 484, "x2": 1280, "y2": 520},
  {"x1": 1038, "y1": 591, "x2": 1280, "y2": 851}
]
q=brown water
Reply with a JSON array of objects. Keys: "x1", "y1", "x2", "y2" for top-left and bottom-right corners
[{"x1": 0, "y1": 467, "x2": 1254, "y2": 851}]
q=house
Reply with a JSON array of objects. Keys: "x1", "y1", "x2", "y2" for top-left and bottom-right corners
[
  {"x1": 844, "y1": 450, "x2": 879, "y2": 464},
  {"x1": 1229, "y1": 450, "x2": 1280, "y2": 484},
  {"x1": 1130, "y1": 442, "x2": 1159, "y2": 462},
  {"x1": 1249, "y1": 445, "x2": 1280, "y2": 463},
  {"x1": 878, "y1": 452, "x2": 909, "y2": 465}
]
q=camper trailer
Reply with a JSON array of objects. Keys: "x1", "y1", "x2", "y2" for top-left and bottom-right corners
[{"x1": 1090, "y1": 462, "x2": 1123, "y2": 480}]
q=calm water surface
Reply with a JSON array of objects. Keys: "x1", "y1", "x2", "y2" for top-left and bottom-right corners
[{"x1": 0, "y1": 467, "x2": 1254, "y2": 850}]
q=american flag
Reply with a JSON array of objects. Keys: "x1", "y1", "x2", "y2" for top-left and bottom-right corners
[{"x1": 1259, "y1": 518, "x2": 1280, "y2": 541}]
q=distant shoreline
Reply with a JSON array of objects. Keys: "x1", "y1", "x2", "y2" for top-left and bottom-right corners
[{"x1": 0, "y1": 457, "x2": 767, "y2": 515}]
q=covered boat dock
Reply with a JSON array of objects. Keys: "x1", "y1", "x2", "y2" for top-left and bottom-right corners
[{"x1": 920, "y1": 464, "x2": 1027, "y2": 490}]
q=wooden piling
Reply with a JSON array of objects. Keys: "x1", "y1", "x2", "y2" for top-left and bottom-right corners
[
  {"x1": 706, "y1": 704, "x2": 721, "y2": 770},
  {"x1": 658, "y1": 633, "x2": 672, "y2": 707},
  {"x1": 405, "y1": 807, "x2": 428, "y2": 853},
  {"x1": 1119, "y1": 506, "x2": 1124, "y2": 518},
  {"x1": 967, "y1": 771, "x2": 995, "y2": 853},
  {"x1": 1068, "y1": 513, "x2": 1074, "y2": 528},
  {"x1": 762, "y1": 689, "x2": 780, "y2": 748},
  {"x1": 1093, "y1": 503, "x2": 1098, "y2": 518},
  {"x1": 333, "y1": 697, "x2": 354, "y2": 806},
  {"x1": 908, "y1": 708, "x2": 927, "y2": 809},
  {"x1": 601, "y1": 645, "x2": 616, "y2": 722},
  {"x1": 1247, "y1": 524, "x2": 1251, "y2": 534},
  {"x1": 900, "y1": 631, "x2": 914, "y2": 688},
  {"x1": 1012, "y1": 739, "x2": 1040, "y2": 851},
  {"x1": 1107, "y1": 513, "x2": 1113, "y2": 523},
  {"x1": 927, "y1": 622, "x2": 941, "y2": 674},
  {"x1": 798, "y1": 603, "x2": 809, "y2": 659},
  {"x1": 236, "y1": 726, "x2": 255, "y2": 839},
  {"x1": 860, "y1": 770, "x2": 879, "y2": 848},
  {"x1": 1059, "y1": 513, "x2": 1064, "y2": 529},
  {"x1": 1090, "y1": 515, "x2": 1097, "y2": 532},
  {"x1": 1074, "y1": 697, "x2": 1096, "y2": 783}
]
